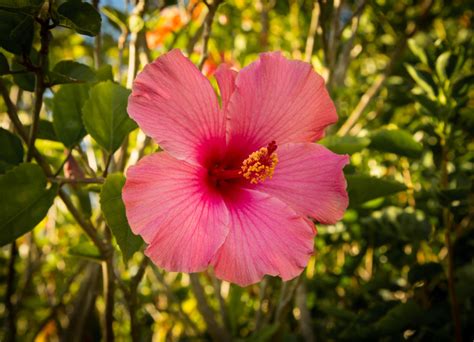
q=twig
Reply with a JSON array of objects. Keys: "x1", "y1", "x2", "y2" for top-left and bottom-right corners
[
  {"x1": 128, "y1": 258, "x2": 148, "y2": 342},
  {"x1": 198, "y1": 0, "x2": 223, "y2": 70},
  {"x1": 103, "y1": 152, "x2": 113, "y2": 177},
  {"x1": 102, "y1": 257, "x2": 115, "y2": 342},
  {"x1": 189, "y1": 274, "x2": 231, "y2": 341},
  {"x1": 150, "y1": 267, "x2": 200, "y2": 334},
  {"x1": 295, "y1": 282, "x2": 315, "y2": 342},
  {"x1": 26, "y1": 18, "x2": 51, "y2": 162},
  {"x1": 304, "y1": 1, "x2": 321, "y2": 63},
  {"x1": 211, "y1": 273, "x2": 229, "y2": 329},
  {"x1": 4, "y1": 243, "x2": 17, "y2": 342},
  {"x1": 92, "y1": 0, "x2": 102, "y2": 68},
  {"x1": 53, "y1": 149, "x2": 73, "y2": 177}
]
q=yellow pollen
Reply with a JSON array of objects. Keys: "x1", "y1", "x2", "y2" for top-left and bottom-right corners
[{"x1": 240, "y1": 147, "x2": 278, "y2": 184}]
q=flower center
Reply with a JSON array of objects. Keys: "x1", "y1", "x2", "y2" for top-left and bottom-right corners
[
  {"x1": 208, "y1": 141, "x2": 279, "y2": 186},
  {"x1": 240, "y1": 141, "x2": 278, "y2": 184}
]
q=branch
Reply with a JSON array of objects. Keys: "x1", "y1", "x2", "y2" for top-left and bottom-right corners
[
  {"x1": 304, "y1": 1, "x2": 321, "y2": 63},
  {"x1": 49, "y1": 176, "x2": 105, "y2": 184},
  {"x1": 4, "y1": 243, "x2": 17, "y2": 342},
  {"x1": 198, "y1": 0, "x2": 224, "y2": 70},
  {"x1": 189, "y1": 274, "x2": 231, "y2": 341}
]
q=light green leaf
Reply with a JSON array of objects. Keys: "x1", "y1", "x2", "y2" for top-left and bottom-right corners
[
  {"x1": 407, "y1": 38, "x2": 428, "y2": 65},
  {"x1": 346, "y1": 175, "x2": 407, "y2": 207},
  {"x1": 82, "y1": 81, "x2": 136, "y2": 152},
  {"x1": 100, "y1": 173, "x2": 143, "y2": 262},
  {"x1": 405, "y1": 64, "x2": 437, "y2": 99},
  {"x1": 69, "y1": 242, "x2": 103, "y2": 261},
  {"x1": 369, "y1": 129, "x2": 423, "y2": 158},
  {"x1": 58, "y1": 0, "x2": 102, "y2": 37},
  {"x1": 0, "y1": 163, "x2": 57, "y2": 246},
  {"x1": 320, "y1": 135, "x2": 370, "y2": 155},
  {"x1": 0, "y1": 128, "x2": 23, "y2": 173},
  {"x1": 53, "y1": 84, "x2": 90, "y2": 147}
]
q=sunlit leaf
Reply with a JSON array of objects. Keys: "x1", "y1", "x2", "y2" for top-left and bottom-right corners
[
  {"x1": 405, "y1": 64, "x2": 437, "y2": 99},
  {"x1": 82, "y1": 81, "x2": 136, "y2": 152},
  {"x1": 0, "y1": 163, "x2": 57, "y2": 246},
  {"x1": 100, "y1": 173, "x2": 143, "y2": 262},
  {"x1": 320, "y1": 135, "x2": 370, "y2": 155},
  {"x1": 69, "y1": 242, "x2": 103, "y2": 261}
]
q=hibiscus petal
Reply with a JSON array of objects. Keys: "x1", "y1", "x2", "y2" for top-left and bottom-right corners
[
  {"x1": 227, "y1": 52, "x2": 337, "y2": 151},
  {"x1": 212, "y1": 189, "x2": 315, "y2": 287},
  {"x1": 215, "y1": 64, "x2": 237, "y2": 112},
  {"x1": 128, "y1": 49, "x2": 226, "y2": 165},
  {"x1": 259, "y1": 143, "x2": 349, "y2": 224},
  {"x1": 123, "y1": 152, "x2": 229, "y2": 272}
]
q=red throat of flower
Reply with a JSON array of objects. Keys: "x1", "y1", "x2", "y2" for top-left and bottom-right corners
[{"x1": 209, "y1": 141, "x2": 279, "y2": 185}]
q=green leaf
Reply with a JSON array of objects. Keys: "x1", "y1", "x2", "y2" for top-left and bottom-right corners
[
  {"x1": 0, "y1": 10, "x2": 34, "y2": 55},
  {"x1": 452, "y1": 74, "x2": 474, "y2": 97},
  {"x1": 435, "y1": 51, "x2": 457, "y2": 82},
  {"x1": 11, "y1": 53, "x2": 37, "y2": 91},
  {"x1": 69, "y1": 241, "x2": 103, "y2": 260},
  {"x1": 346, "y1": 175, "x2": 407, "y2": 207},
  {"x1": 374, "y1": 300, "x2": 423, "y2": 335},
  {"x1": 0, "y1": 163, "x2": 58, "y2": 246},
  {"x1": 49, "y1": 60, "x2": 96, "y2": 85},
  {"x1": 100, "y1": 173, "x2": 143, "y2": 262},
  {"x1": 320, "y1": 135, "x2": 370, "y2": 155},
  {"x1": 24, "y1": 120, "x2": 59, "y2": 142},
  {"x1": 58, "y1": 0, "x2": 102, "y2": 37},
  {"x1": 405, "y1": 64, "x2": 437, "y2": 99},
  {"x1": 407, "y1": 38, "x2": 428, "y2": 65},
  {"x1": 0, "y1": 128, "x2": 23, "y2": 173},
  {"x1": 53, "y1": 84, "x2": 90, "y2": 147},
  {"x1": 369, "y1": 129, "x2": 423, "y2": 158},
  {"x1": 0, "y1": 0, "x2": 45, "y2": 15},
  {"x1": 82, "y1": 81, "x2": 136, "y2": 152},
  {"x1": 95, "y1": 64, "x2": 114, "y2": 81},
  {"x1": 0, "y1": 52, "x2": 9, "y2": 75}
]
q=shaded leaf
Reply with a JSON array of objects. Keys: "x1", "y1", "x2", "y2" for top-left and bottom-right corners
[
  {"x1": 100, "y1": 173, "x2": 143, "y2": 262},
  {"x1": 320, "y1": 135, "x2": 370, "y2": 155},
  {"x1": 49, "y1": 60, "x2": 96, "y2": 85},
  {"x1": 0, "y1": 52, "x2": 9, "y2": 75},
  {"x1": 0, "y1": 128, "x2": 23, "y2": 173},
  {"x1": 0, "y1": 0, "x2": 45, "y2": 15},
  {"x1": 0, "y1": 163, "x2": 57, "y2": 246},
  {"x1": 374, "y1": 300, "x2": 423, "y2": 335},
  {"x1": 369, "y1": 129, "x2": 423, "y2": 158},
  {"x1": 82, "y1": 81, "x2": 136, "y2": 152},
  {"x1": 53, "y1": 84, "x2": 90, "y2": 147},
  {"x1": 0, "y1": 10, "x2": 34, "y2": 55},
  {"x1": 24, "y1": 120, "x2": 59, "y2": 142},
  {"x1": 347, "y1": 175, "x2": 407, "y2": 207},
  {"x1": 58, "y1": 0, "x2": 102, "y2": 36}
]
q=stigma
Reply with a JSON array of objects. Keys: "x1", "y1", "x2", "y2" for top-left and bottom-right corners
[{"x1": 240, "y1": 141, "x2": 278, "y2": 184}]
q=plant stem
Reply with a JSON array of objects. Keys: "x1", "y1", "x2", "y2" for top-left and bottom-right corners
[
  {"x1": 102, "y1": 256, "x2": 115, "y2": 342},
  {"x1": 198, "y1": 0, "x2": 223, "y2": 70},
  {"x1": 5, "y1": 242, "x2": 17, "y2": 342}
]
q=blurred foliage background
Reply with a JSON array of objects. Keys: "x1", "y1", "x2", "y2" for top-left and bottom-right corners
[{"x1": 0, "y1": 0, "x2": 473, "y2": 341}]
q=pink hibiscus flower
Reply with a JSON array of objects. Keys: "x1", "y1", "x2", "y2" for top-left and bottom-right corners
[{"x1": 123, "y1": 49, "x2": 349, "y2": 286}]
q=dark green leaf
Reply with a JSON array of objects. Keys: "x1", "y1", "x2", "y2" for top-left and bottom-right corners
[
  {"x1": 369, "y1": 129, "x2": 423, "y2": 158},
  {"x1": 49, "y1": 60, "x2": 96, "y2": 85},
  {"x1": 374, "y1": 300, "x2": 423, "y2": 335},
  {"x1": 82, "y1": 81, "x2": 136, "y2": 152},
  {"x1": 58, "y1": 0, "x2": 102, "y2": 36},
  {"x1": 24, "y1": 120, "x2": 59, "y2": 142},
  {"x1": 11, "y1": 53, "x2": 36, "y2": 91},
  {"x1": 452, "y1": 74, "x2": 474, "y2": 97},
  {"x1": 95, "y1": 64, "x2": 114, "y2": 81},
  {"x1": 0, "y1": 128, "x2": 23, "y2": 173},
  {"x1": 53, "y1": 83, "x2": 90, "y2": 147},
  {"x1": 0, "y1": 163, "x2": 57, "y2": 246},
  {"x1": 408, "y1": 262, "x2": 443, "y2": 284},
  {"x1": 320, "y1": 135, "x2": 370, "y2": 155},
  {"x1": 0, "y1": 0, "x2": 45, "y2": 15},
  {"x1": 100, "y1": 173, "x2": 143, "y2": 262},
  {"x1": 0, "y1": 52, "x2": 9, "y2": 75},
  {"x1": 346, "y1": 175, "x2": 407, "y2": 207},
  {"x1": 0, "y1": 10, "x2": 34, "y2": 55}
]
